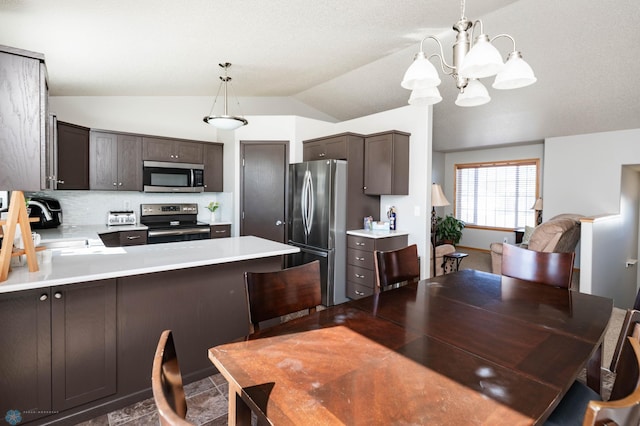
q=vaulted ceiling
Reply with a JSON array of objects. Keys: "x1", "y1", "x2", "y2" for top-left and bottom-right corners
[{"x1": 2, "y1": 0, "x2": 639, "y2": 151}]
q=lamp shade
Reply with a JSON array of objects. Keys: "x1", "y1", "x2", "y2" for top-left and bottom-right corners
[
  {"x1": 492, "y1": 51, "x2": 537, "y2": 90},
  {"x1": 401, "y1": 51, "x2": 441, "y2": 90},
  {"x1": 203, "y1": 115, "x2": 248, "y2": 131},
  {"x1": 408, "y1": 86, "x2": 442, "y2": 106},
  {"x1": 531, "y1": 198, "x2": 543, "y2": 210},
  {"x1": 459, "y1": 35, "x2": 504, "y2": 79},
  {"x1": 455, "y1": 80, "x2": 490, "y2": 107},
  {"x1": 432, "y1": 183, "x2": 450, "y2": 207}
]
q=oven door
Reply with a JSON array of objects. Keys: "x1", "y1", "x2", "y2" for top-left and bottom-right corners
[
  {"x1": 147, "y1": 227, "x2": 211, "y2": 244},
  {"x1": 143, "y1": 161, "x2": 204, "y2": 193}
]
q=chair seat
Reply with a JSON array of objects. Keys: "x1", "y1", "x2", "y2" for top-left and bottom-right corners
[{"x1": 544, "y1": 381, "x2": 602, "y2": 426}]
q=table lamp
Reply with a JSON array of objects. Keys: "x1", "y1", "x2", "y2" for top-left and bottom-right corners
[
  {"x1": 531, "y1": 198, "x2": 543, "y2": 225},
  {"x1": 431, "y1": 183, "x2": 450, "y2": 277}
]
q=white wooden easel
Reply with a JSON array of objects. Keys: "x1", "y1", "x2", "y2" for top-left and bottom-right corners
[{"x1": 0, "y1": 191, "x2": 43, "y2": 282}]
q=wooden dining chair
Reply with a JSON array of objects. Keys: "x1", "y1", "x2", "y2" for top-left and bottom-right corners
[
  {"x1": 501, "y1": 243, "x2": 575, "y2": 288},
  {"x1": 374, "y1": 244, "x2": 420, "y2": 292},
  {"x1": 610, "y1": 309, "x2": 640, "y2": 373},
  {"x1": 545, "y1": 331, "x2": 640, "y2": 426},
  {"x1": 244, "y1": 260, "x2": 322, "y2": 332},
  {"x1": 151, "y1": 330, "x2": 194, "y2": 426}
]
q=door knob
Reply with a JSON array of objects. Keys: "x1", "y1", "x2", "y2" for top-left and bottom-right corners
[{"x1": 275, "y1": 220, "x2": 283, "y2": 226}]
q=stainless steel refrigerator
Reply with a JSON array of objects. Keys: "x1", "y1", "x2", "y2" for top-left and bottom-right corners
[{"x1": 287, "y1": 159, "x2": 347, "y2": 306}]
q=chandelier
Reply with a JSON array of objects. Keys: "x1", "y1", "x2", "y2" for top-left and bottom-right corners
[
  {"x1": 401, "y1": 0, "x2": 536, "y2": 107},
  {"x1": 203, "y1": 62, "x2": 248, "y2": 130}
]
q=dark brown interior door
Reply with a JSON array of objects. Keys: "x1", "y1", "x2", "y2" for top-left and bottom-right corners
[{"x1": 240, "y1": 141, "x2": 288, "y2": 243}]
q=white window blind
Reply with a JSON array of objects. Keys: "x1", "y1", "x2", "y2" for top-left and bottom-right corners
[{"x1": 455, "y1": 160, "x2": 539, "y2": 229}]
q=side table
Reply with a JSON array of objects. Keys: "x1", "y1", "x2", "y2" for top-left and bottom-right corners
[{"x1": 442, "y1": 252, "x2": 469, "y2": 274}]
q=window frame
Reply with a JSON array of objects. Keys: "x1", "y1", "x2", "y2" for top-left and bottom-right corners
[{"x1": 453, "y1": 158, "x2": 540, "y2": 231}]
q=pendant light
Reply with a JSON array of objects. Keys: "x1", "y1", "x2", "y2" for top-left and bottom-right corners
[
  {"x1": 401, "y1": 0, "x2": 536, "y2": 107},
  {"x1": 203, "y1": 62, "x2": 248, "y2": 130}
]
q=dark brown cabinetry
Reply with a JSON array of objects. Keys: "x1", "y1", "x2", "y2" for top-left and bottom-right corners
[
  {"x1": 90, "y1": 131, "x2": 142, "y2": 191},
  {"x1": 57, "y1": 121, "x2": 90, "y2": 190},
  {"x1": 203, "y1": 142, "x2": 224, "y2": 192},
  {"x1": 0, "y1": 46, "x2": 48, "y2": 191},
  {"x1": 346, "y1": 233, "x2": 408, "y2": 299},
  {"x1": 302, "y1": 135, "x2": 348, "y2": 161},
  {"x1": 303, "y1": 133, "x2": 380, "y2": 230},
  {"x1": 0, "y1": 279, "x2": 116, "y2": 423},
  {"x1": 142, "y1": 137, "x2": 203, "y2": 164},
  {"x1": 364, "y1": 130, "x2": 410, "y2": 195},
  {"x1": 99, "y1": 230, "x2": 148, "y2": 247},
  {"x1": 210, "y1": 224, "x2": 231, "y2": 238}
]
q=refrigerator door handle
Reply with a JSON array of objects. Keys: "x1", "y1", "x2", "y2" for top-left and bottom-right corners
[
  {"x1": 301, "y1": 170, "x2": 308, "y2": 236},
  {"x1": 306, "y1": 170, "x2": 314, "y2": 235}
]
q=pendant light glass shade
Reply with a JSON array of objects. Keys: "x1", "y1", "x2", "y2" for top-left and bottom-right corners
[
  {"x1": 408, "y1": 86, "x2": 443, "y2": 106},
  {"x1": 455, "y1": 80, "x2": 490, "y2": 107},
  {"x1": 401, "y1": 51, "x2": 441, "y2": 90},
  {"x1": 492, "y1": 51, "x2": 537, "y2": 90},
  {"x1": 459, "y1": 34, "x2": 504, "y2": 79}
]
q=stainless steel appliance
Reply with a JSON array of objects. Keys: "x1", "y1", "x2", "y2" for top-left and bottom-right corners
[
  {"x1": 287, "y1": 159, "x2": 347, "y2": 306},
  {"x1": 142, "y1": 161, "x2": 205, "y2": 193},
  {"x1": 107, "y1": 210, "x2": 137, "y2": 226},
  {"x1": 28, "y1": 196, "x2": 63, "y2": 229},
  {"x1": 140, "y1": 203, "x2": 210, "y2": 244}
]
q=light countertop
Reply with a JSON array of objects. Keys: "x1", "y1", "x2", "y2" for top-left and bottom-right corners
[
  {"x1": 0, "y1": 236, "x2": 299, "y2": 294},
  {"x1": 346, "y1": 229, "x2": 410, "y2": 239}
]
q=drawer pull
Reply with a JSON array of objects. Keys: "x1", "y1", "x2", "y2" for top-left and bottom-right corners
[
  {"x1": 355, "y1": 242, "x2": 365, "y2": 246},
  {"x1": 127, "y1": 235, "x2": 141, "y2": 240},
  {"x1": 215, "y1": 230, "x2": 227, "y2": 233},
  {"x1": 355, "y1": 256, "x2": 365, "y2": 261},
  {"x1": 355, "y1": 290, "x2": 365, "y2": 296},
  {"x1": 355, "y1": 273, "x2": 365, "y2": 279}
]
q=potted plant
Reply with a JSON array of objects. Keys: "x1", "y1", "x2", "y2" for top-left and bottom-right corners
[
  {"x1": 436, "y1": 214, "x2": 465, "y2": 246},
  {"x1": 205, "y1": 201, "x2": 219, "y2": 223}
]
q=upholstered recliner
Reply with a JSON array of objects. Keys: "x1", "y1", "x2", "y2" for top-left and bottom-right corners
[
  {"x1": 490, "y1": 214, "x2": 584, "y2": 274},
  {"x1": 430, "y1": 243, "x2": 456, "y2": 277}
]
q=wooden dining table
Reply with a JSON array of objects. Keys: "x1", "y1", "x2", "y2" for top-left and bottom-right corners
[{"x1": 208, "y1": 269, "x2": 613, "y2": 425}]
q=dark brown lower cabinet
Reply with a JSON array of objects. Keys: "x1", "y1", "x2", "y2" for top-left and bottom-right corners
[
  {"x1": 0, "y1": 255, "x2": 281, "y2": 424},
  {"x1": 0, "y1": 279, "x2": 116, "y2": 424}
]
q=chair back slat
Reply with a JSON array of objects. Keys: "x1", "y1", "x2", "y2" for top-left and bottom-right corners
[
  {"x1": 245, "y1": 260, "x2": 322, "y2": 331},
  {"x1": 610, "y1": 309, "x2": 640, "y2": 373},
  {"x1": 584, "y1": 334, "x2": 640, "y2": 426},
  {"x1": 374, "y1": 244, "x2": 420, "y2": 290},
  {"x1": 501, "y1": 243, "x2": 575, "y2": 288},
  {"x1": 152, "y1": 330, "x2": 192, "y2": 426}
]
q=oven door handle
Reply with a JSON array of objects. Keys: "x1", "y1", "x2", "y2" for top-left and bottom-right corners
[{"x1": 148, "y1": 228, "x2": 211, "y2": 237}]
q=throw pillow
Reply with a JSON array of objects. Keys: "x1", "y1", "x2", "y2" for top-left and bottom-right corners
[{"x1": 521, "y1": 226, "x2": 535, "y2": 245}]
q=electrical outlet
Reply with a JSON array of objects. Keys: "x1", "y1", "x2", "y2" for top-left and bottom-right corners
[{"x1": 503, "y1": 237, "x2": 508, "y2": 243}]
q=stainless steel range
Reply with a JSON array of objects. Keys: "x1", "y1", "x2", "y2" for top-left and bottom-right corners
[{"x1": 140, "y1": 203, "x2": 211, "y2": 244}]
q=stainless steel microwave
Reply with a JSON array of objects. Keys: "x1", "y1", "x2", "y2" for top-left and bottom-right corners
[{"x1": 143, "y1": 161, "x2": 205, "y2": 193}]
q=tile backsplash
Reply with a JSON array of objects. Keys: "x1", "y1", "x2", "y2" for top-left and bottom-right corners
[{"x1": 24, "y1": 190, "x2": 233, "y2": 226}]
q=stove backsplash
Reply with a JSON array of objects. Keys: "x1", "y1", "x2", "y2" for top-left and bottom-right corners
[{"x1": 25, "y1": 191, "x2": 232, "y2": 226}]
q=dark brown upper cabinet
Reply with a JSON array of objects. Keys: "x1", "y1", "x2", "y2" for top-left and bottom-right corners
[
  {"x1": 57, "y1": 121, "x2": 89, "y2": 190},
  {"x1": 364, "y1": 131, "x2": 410, "y2": 195},
  {"x1": 302, "y1": 135, "x2": 349, "y2": 161},
  {"x1": 90, "y1": 131, "x2": 142, "y2": 191},
  {"x1": 203, "y1": 142, "x2": 224, "y2": 192},
  {"x1": 142, "y1": 137, "x2": 203, "y2": 164}
]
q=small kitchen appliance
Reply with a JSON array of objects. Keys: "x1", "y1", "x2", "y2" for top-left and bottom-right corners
[
  {"x1": 140, "y1": 203, "x2": 211, "y2": 244},
  {"x1": 28, "y1": 197, "x2": 63, "y2": 229},
  {"x1": 107, "y1": 211, "x2": 137, "y2": 226}
]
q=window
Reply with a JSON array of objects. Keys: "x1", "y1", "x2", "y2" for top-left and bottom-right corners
[{"x1": 455, "y1": 159, "x2": 539, "y2": 229}]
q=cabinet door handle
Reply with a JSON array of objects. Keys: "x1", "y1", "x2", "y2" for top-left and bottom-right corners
[
  {"x1": 355, "y1": 242, "x2": 365, "y2": 246},
  {"x1": 355, "y1": 290, "x2": 364, "y2": 296},
  {"x1": 57, "y1": 179, "x2": 65, "y2": 184},
  {"x1": 39, "y1": 293, "x2": 48, "y2": 301},
  {"x1": 355, "y1": 273, "x2": 365, "y2": 279},
  {"x1": 127, "y1": 235, "x2": 141, "y2": 240},
  {"x1": 118, "y1": 182, "x2": 123, "y2": 186},
  {"x1": 54, "y1": 292, "x2": 62, "y2": 299},
  {"x1": 355, "y1": 256, "x2": 365, "y2": 261},
  {"x1": 113, "y1": 182, "x2": 117, "y2": 186}
]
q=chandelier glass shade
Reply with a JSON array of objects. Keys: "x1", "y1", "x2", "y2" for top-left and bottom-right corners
[
  {"x1": 203, "y1": 62, "x2": 248, "y2": 130},
  {"x1": 401, "y1": 0, "x2": 536, "y2": 107}
]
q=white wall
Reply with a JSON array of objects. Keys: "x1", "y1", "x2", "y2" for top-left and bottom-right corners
[{"x1": 443, "y1": 143, "x2": 544, "y2": 250}]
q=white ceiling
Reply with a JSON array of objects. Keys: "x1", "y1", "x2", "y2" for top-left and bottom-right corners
[{"x1": 2, "y1": 0, "x2": 639, "y2": 151}]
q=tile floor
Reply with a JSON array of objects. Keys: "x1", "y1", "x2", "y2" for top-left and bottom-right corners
[{"x1": 77, "y1": 374, "x2": 229, "y2": 426}]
